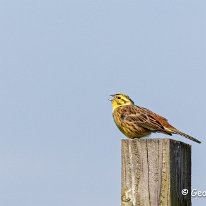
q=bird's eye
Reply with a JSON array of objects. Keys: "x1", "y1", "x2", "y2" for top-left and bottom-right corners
[{"x1": 117, "y1": 97, "x2": 121, "y2": 99}]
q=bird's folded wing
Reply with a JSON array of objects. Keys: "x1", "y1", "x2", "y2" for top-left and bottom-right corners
[
  {"x1": 124, "y1": 112, "x2": 166, "y2": 132},
  {"x1": 141, "y1": 107, "x2": 168, "y2": 121}
]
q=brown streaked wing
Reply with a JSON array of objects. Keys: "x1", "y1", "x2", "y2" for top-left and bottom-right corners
[
  {"x1": 141, "y1": 107, "x2": 168, "y2": 121},
  {"x1": 145, "y1": 108, "x2": 175, "y2": 130},
  {"x1": 123, "y1": 106, "x2": 172, "y2": 134}
]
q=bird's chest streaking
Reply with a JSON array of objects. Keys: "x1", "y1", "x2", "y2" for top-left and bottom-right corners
[{"x1": 112, "y1": 106, "x2": 151, "y2": 138}]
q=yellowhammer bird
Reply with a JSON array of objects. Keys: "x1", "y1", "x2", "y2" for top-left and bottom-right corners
[{"x1": 109, "y1": 94, "x2": 201, "y2": 144}]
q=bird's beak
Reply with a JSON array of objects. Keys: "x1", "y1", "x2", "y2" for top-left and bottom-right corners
[{"x1": 108, "y1": 94, "x2": 115, "y2": 101}]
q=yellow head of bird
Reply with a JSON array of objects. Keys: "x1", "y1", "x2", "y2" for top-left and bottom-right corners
[{"x1": 109, "y1": 94, "x2": 134, "y2": 111}]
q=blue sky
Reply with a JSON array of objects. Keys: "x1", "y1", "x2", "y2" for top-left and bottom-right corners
[{"x1": 0, "y1": 0, "x2": 206, "y2": 205}]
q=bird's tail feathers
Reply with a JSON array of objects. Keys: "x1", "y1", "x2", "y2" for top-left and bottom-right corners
[{"x1": 171, "y1": 129, "x2": 201, "y2": 144}]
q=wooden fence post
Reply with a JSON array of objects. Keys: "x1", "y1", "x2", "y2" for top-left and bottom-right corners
[{"x1": 121, "y1": 138, "x2": 191, "y2": 206}]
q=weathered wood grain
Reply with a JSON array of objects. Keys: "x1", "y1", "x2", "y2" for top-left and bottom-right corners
[{"x1": 121, "y1": 139, "x2": 191, "y2": 206}]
